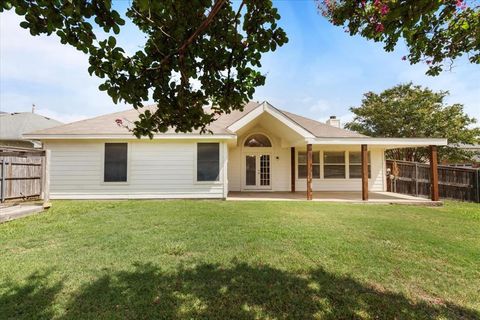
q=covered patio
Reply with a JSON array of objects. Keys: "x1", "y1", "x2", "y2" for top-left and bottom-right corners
[
  {"x1": 296, "y1": 141, "x2": 443, "y2": 202},
  {"x1": 227, "y1": 191, "x2": 441, "y2": 205},
  {"x1": 225, "y1": 102, "x2": 447, "y2": 203}
]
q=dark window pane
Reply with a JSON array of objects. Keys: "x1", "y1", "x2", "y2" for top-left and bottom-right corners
[
  {"x1": 313, "y1": 165, "x2": 320, "y2": 178},
  {"x1": 349, "y1": 165, "x2": 371, "y2": 179},
  {"x1": 245, "y1": 155, "x2": 256, "y2": 186},
  {"x1": 299, "y1": 151, "x2": 319, "y2": 164},
  {"x1": 349, "y1": 152, "x2": 361, "y2": 164},
  {"x1": 349, "y1": 165, "x2": 362, "y2": 178},
  {"x1": 324, "y1": 152, "x2": 345, "y2": 164},
  {"x1": 104, "y1": 143, "x2": 127, "y2": 182},
  {"x1": 298, "y1": 152, "x2": 306, "y2": 164},
  {"x1": 324, "y1": 165, "x2": 345, "y2": 178},
  {"x1": 244, "y1": 134, "x2": 272, "y2": 147},
  {"x1": 197, "y1": 143, "x2": 220, "y2": 181},
  {"x1": 298, "y1": 165, "x2": 307, "y2": 179},
  {"x1": 349, "y1": 151, "x2": 371, "y2": 164}
]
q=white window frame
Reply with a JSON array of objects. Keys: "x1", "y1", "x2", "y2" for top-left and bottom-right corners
[
  {"x1": 348, "y1": 151, "x2": 371, "y2": 179},
  {"x1": 296, "y1": 150, "x2": 321, "y2": 180},
  {"x1": 194, "y1": 142, "x2": 223, "y2": 184},
  {"x1": 101, "y1": 141, "x2": 130, "y2": 185},
  {"x1": 323, "y1": 151, "x2": 346, "y2": 179}
]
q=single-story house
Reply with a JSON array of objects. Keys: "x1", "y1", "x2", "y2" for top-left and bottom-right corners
[{"x1": 24, "y1": 101, "x2": 447, "y2": 201}]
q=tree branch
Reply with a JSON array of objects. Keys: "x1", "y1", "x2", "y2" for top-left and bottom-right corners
[
  {"x1": 226, "y1": 0, "x2": 246, "y2": 93},
  {"x1": 147, "y1": 0, "x2": 227, "y2": 71}
]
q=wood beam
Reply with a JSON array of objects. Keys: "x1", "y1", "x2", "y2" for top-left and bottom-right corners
[
  {"x1": 290, "y1": 147, "x2": 295, "y2": 192},
  {"x1": 306, "y1": 144, "x2": 313, "y2": 200},
  {"x1": 429, "y1": 145, "x2": 439, "y2": 201},
  {"x1": 361, "y1": 144, "x2": 368, "y2": 201}
]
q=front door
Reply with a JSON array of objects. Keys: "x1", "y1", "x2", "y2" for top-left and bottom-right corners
[{"x1": 244, "y1": 154, "x2": 271, "y2": 190}]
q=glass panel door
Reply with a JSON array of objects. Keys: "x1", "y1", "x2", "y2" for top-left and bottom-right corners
[
  {"x1": 259, "y1": 155, "x2": 270, "y2": 186},
  {"x1": 244, "y1": 154, "x2": 271, "y2": 189},
  {"x1": 245, "y1": 155, "x2": 256, "y2": 186}
]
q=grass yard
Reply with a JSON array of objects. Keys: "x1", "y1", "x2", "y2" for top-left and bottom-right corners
[{"x1": 0, "y1": 200, "x2": 479, "y2": 319}]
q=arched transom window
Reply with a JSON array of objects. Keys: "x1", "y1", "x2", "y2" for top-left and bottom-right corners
[{"x1": 244, "y1": 134, "x2": 272, "y2": 147}]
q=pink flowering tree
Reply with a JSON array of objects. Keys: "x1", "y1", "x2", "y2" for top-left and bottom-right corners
[{"x1": 318, "y1": 0, "x2": 480, "y2": 75}]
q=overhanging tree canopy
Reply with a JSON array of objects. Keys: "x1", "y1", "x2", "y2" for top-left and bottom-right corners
[
  {"x1": 317, "y1": 0, "x2": 480, "y2": 75},
  {"x1": 1, "y1": 0, "x2": 288, "y2": 137},
  {"x1": 2, "y1": 0, "x2": 479, "y2": 136}
]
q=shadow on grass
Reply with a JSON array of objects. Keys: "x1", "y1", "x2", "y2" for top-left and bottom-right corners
[
  {"x1": 0, "y1": 270, "x2": 63, "y2": 320},
  {"x1": 1, "y1": 262, "x2": 478, "y2": 319}
]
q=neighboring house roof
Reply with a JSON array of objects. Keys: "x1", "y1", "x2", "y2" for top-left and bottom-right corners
[
  {"x1": 25, "y1": 101, "x2": 363, "y2": 138},
  {"x1": 0, "y1": 112, "x2": 63, "y2": 140}
]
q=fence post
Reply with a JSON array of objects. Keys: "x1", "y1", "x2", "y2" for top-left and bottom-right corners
[
  {"x1": 1, "y1": 160, "x2": 5, "y2": 203},
  {"x1": 477, "y1": 169, "x2": 480, "y2": 203},
  {"x1": 415, "y1": 163, "x2": 419, "y2": 196}
]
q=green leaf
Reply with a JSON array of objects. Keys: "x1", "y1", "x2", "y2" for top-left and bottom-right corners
[{"x1": 108, "y1": 36, "x2": 116, "y2": 48}]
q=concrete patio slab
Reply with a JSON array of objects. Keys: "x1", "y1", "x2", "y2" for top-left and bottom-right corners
[
  {"x1": 227, "y1": 191, "x2": 442, "y2": 206},
  {"x1": 0, "y1": 204, "x2": 45, "y2": 223}
]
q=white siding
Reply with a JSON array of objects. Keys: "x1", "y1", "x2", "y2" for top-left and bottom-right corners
[{"x1": 45, "y1": 140, "x2": 227, "y2": 199}]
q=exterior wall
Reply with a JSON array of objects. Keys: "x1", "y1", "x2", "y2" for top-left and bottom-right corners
[
  {"x1": 44, "y1": 139, "x2": 228, "y2": 199},
  {"x1": 228, "y1": 126, "x2": 290, "y2": 192},
  {"x1": 229, "y1": 135, "x2": 386, "y2": 192}
]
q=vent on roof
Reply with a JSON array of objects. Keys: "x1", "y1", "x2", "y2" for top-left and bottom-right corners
[{"x1": 326, "y1": 116, "x2": 340, "y2": 128}]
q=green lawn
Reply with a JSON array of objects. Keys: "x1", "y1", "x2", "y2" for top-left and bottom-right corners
[{"x1": 1, "y1": 200, "x2": 479, "y2": 319}]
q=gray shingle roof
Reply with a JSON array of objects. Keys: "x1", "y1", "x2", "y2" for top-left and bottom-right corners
[
  {"x1": 26, "y1": 101, "x2": 365, "y2": 138},
  {"x1": 0, "y1": 112, "x2": 63, "y2": 140}
]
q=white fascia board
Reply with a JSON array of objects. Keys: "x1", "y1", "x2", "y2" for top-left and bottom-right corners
[
  {"x1": 263, "y1": 102, "x2": 315, "y2": 138},
  {"x1": 227, "y1": 101, "x2": 315, "y2": 138},
  {"x1": 226, "y1": 104, "x2": 265, "y2": 132},
  {"x1": 305, "y1": 137, "x2": 448, "y2": 147},
  {"x1": 23, "y1": 134, "x2": 237, "y2": 140}
]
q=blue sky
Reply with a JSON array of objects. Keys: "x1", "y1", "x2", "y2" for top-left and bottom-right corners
[{"x1": 1, "y1": 1, "x2": 479, "y2": 125}]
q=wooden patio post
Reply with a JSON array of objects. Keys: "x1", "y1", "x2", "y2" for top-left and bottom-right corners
[
  {"x1": 361, "y1": 144, "x2": 368, "y2": 201},
  {"x1": 290, "y1": 147, "x2": 295, "y2": 192},
  {"x1": 429, "y1": 145, "x2": 439, "y2": 201},
  {"x1": 306, "y1": 144, "x2": 313, "y2": 200}
]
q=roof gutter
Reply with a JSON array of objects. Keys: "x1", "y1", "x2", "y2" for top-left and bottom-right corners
[{"x1": 22, "y1": 134, "x2": 237, "y2": 140}]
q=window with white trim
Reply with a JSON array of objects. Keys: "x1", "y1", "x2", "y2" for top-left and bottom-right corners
[
  {"x1": 244, "y1": 134, "x2": 272, "y2": 147},
  {"x1": 197, "y1": 143, "x2": 220, "y2": 182},
  {"x1": 104, "y1": 143, "x2": 128, "y2": 182},
  {"x1": 323, "y1": 151, "x2": 345, "y2": 179},
  {"x1": 298, "y1": 151, "x2": 320, "y2": 179},
  {"x1": 349, "y1": 151, "x2": 371, "y2": 179}
]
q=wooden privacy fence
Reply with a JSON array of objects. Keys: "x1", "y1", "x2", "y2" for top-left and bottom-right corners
[
  {"x1": 386, "y1": 160, "x2": 480, "y2": 203},
  {"x1": 0, "y1": 148, "x2": 48, "y2": 203}
]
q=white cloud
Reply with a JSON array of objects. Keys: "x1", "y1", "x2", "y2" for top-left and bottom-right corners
[
  {"x1": 309, "y1": 99, "x2": 331, "y2": 114},
  {"x1": 0, "y1": 11, "x2": 130, "y2": 118}
]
